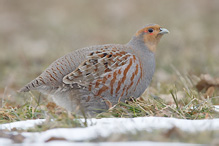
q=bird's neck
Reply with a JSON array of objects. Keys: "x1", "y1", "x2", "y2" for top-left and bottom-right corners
[
  {"x1": 126, "y1": 35, "x2": 156, "y2": 92},
  {"x1": 127, "y1": 36, "x2": 157, "y2": 53}
]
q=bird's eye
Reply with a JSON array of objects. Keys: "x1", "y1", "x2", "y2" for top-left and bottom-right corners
[{"x1": 148, "y1": 28, "x2": 153, "y2": 33}]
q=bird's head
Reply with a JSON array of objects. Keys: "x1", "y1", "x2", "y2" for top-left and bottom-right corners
[{"x1": 135, "y1": 24, "x2": 169, "y2": 53}]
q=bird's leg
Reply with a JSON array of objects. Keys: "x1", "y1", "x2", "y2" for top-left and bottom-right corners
[
  {"x1": 67, "y1": 111, "x2": 75, "y2": 119},
  {"x1": 118, "y1": 87, "x2": 126, "y2": 103},
  {"x1": 99, "y1": 95, "x2": 112, "y2": 109},
  {"x1": 105, "y1": 100, "x2": 112, "y2": 109}
]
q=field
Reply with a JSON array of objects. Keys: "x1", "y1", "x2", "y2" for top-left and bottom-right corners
[{"x1": 0, "y1": 0, "x2": 219, "y2": 144}]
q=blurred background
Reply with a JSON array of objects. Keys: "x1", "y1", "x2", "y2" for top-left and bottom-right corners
[{"x1": 0, "y1": 0, "x2": 219, "y2": 99}]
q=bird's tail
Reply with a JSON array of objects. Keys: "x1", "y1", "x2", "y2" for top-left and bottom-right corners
[
  {"x1": 18, "y1": 85, "x2": 30, "y2": 92},
  {"x1": 18, "y1": 76, "x2": 44, "y2": 92},
  {"x1": 18, "y1": 80, "x2": 36, "y2": 92}
]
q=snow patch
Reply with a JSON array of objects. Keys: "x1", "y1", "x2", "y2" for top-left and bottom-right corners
[
  {"x1": 0, "y1": 119, "x2": 45, "y2": 130},
  {"x1": 0, "y1": 117, "x2": 218, "y2": 144}
]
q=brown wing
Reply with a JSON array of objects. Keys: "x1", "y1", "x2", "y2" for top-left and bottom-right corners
[
  {"x1": 63, "y1": 47, "x2": 131, "y2": 87},
  {"x1": 63, "y1": 46, "x2": 143, "y2": 99}
]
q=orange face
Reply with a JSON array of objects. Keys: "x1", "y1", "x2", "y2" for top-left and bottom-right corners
[{"x1": 136, "y1": 24, "x2": 169, "y2": 52}]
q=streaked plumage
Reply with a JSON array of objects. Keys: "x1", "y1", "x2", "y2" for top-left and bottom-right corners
[{"x1": 19, "y1": 24, "x2": 169, "y2": 114}]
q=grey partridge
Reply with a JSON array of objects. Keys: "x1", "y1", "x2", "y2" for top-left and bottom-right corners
[{"x1": 19, "y1": 24, "x2": 169, "y2": 114}]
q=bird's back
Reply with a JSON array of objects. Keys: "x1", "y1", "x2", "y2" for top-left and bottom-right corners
[{"x1": 19, "y1": 44, "x2": 127, "y2": 93}]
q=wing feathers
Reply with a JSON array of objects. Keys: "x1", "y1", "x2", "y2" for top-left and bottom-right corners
[{"x1": 63, "y1": 48, "x2": 131, "y2": 88}]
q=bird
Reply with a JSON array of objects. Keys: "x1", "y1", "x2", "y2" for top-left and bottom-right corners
[{"x1": 19, "y1": 24, "x2": 169, "y2": 115}]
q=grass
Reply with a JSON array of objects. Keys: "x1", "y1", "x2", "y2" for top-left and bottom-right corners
[
  {"x1": 1, "y1": 68, "x2": 218, "y2": 144},
  {"x1": 0, "y1": 79, "x2": 218, "y2": 144},
  {"x1": 1, "y1": 76, "x2": 218, "y2": 144},
  {"x1": 1, "y1": 70, "x2": 218, "y2": 124}
]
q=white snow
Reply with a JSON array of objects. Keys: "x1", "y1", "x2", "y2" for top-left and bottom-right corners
[
  {"x1": 215, "y1": 105, "x2": 219, "y2": 112},
  {"x1": 0, "y1": 140, "x2": 201, "y2": 146},
  {"x1": 0, "y1": 119, "x2": 45, "y2": 130},
  {"x1": 27, "y1": 141, "x2": 201, "y2": 146},
  {"x1": 0, "y1": 138, "x2": 13, "y2": 146},
  {"x1": 1, "y1": 104, "x2": 219, "y2": 145},
  {"x1": 0, "y1": 117, "x2": 219, "y2": 145}
]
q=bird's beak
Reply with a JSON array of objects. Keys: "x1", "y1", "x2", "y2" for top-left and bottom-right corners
[{"x1": 159, "y1": 28, "x2": 169, "y2": 34}]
